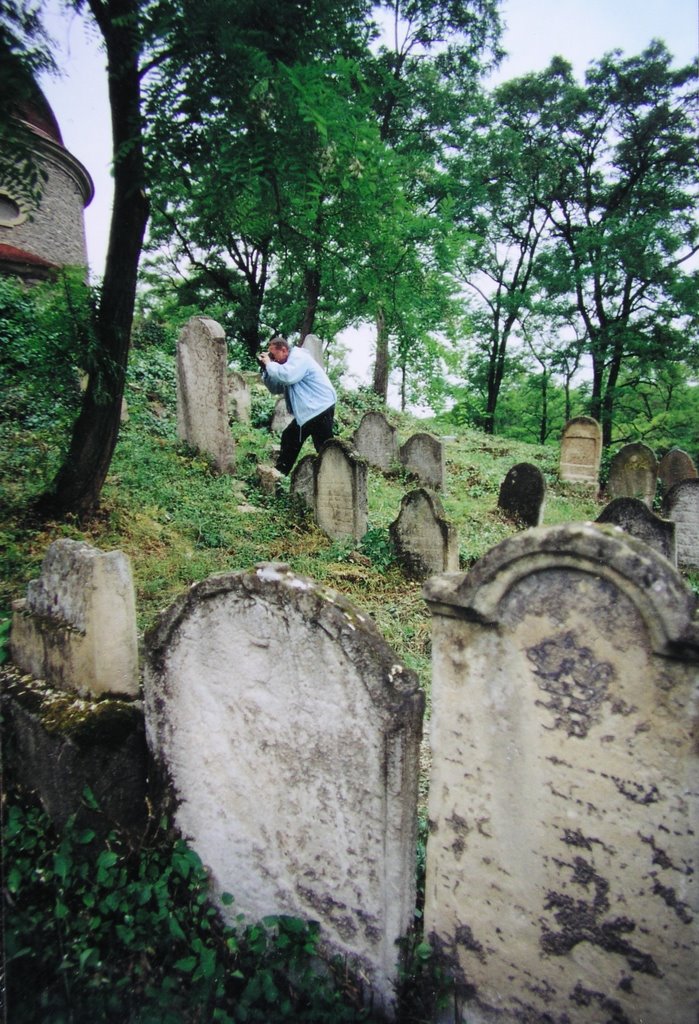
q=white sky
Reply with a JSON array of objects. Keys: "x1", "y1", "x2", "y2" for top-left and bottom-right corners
[{"x1": 39, "y1": 0, "x2": 698, "y2": 387}]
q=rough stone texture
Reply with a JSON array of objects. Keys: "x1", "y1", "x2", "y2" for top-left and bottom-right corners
[
  {"x1": 423, "y1": 524, "x2": 699, "y2": 1024},
  {"x1": 176, "y1": 316, "x2": 235, "y2": 473},
  {"x1": 497, "y1": 462, "x2": 546, "y2": 527},
  {"x1": 662, "y1": 478, "x2": 699, "y2": 569},
  {"x1": 607, "y1": 441, "x2": 658, "y2": 507},
  {"x1": 559, "y1": 416, "x2": 602, "y2": 487},
  {"x1": 315, "y1": 440, "x2": 368, "y2": 540},
  {"x1": 143, "y1": 563, "x2": 424, "y2": 1012},
  {"x1": 227, "y1": 370, "x2": 251, "y2": 424},
  {"x1": 301, "y1": 333, "x2": 324, "y2": 366},
  {"x1": 597, "y1": 496, "x2": 676, "y2": 564},
  {"x1": 1, "y1": 666, "x2": 148, "y2": 839},
  {"x1": 658, "y1": 447, "x2": 697, "y2": 494},
  {"x1": 290, "y1": 453, "x2": 316, "y2": 510},
  {"x1": 389, "y1": 488, "x2": 459, "y2": 579},
  {"x1": 399, "y1": 432, "x2": 445, "y2": 490},
  {"x1": 10, "y1": 539, "x2": 139, "y2": 697},
  {"x1": 353, "y1": 411, "x2": 399, "y2": 473},
  {"x1": 271, "y1": 396, "x2": 293, "y2": 434}
]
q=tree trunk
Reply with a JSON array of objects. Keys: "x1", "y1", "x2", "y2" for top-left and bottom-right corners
[
  {"x1": 372, "y1": 305, "x2": 389, "y2": 402},
  {"x1": 38, "y1": 0, "x2": 149, "y2": 518},
  {"x1": 298, "y1": 267, "x2": 320, "y2": 342}
]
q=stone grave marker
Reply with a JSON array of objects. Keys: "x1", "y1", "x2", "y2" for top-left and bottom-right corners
[
  {"x1": 301, "y1": 333, "x2": 324, "y2": 366},
  {"x1": 662, "y1": 478, "x2": 699, "y2": 569},
  {"x1": 271, "y1": 396, "x2": 293, "y2": 435},
  {"x1": 558, "y1": 416, "x2": 602, "y2": 487},
  {"x1": 658, "y1": 447, "x2": 697, "y2": 494},
  {"x1": 607, "y1": 441, "x2": 658, "y2": 506},
  {"x1": 227, "y1": 370, "x2": 251, "y2": 425},
  {"x1": 389, "y1": 488, "x2": 459, "y2": 579},
  {"x1": 399, "y1": 432, "x2": 445, "y2": 490},
  {"x1": 315, "y1": 440, "x2": 368, "y2": 540},
  {"x1": 176, "y1": 316, "x2": 235, "y2": 473},
  {"x1": 352, "y1": 411, "x2": 399, "y2": 473},
  {"x1": 10, "y1": 538, "x2": 139, "y2": 697},
  {"x1": 143, "y1": 563, "x2": 424, "y2": 1013},
  {"x1": 422, "y1": 523, "x2": 699, "y2": 1024},
  {"x1": 596, "y1": 496, "x2": 676, "y2": 564},
  {"x1": 289, "y1": 453, "x2": 316, "y2": 510},
  {"x1": 497, "y1": 462, "x2": 546, "y2": 527}
]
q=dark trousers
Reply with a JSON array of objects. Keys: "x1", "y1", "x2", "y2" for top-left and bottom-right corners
[{"x1": 276, "y1": 405, "x2": 335, "y2": 476}]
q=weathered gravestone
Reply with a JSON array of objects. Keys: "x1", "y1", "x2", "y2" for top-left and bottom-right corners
[
  {"x1": 607, "y1": 441, "x2": 658, "y2": 506},
  {"x1": 596, "y1": 496, "x2": 676, "y2": 564},
  {"x1": 10, "y1": 538, "x2": 139, "y2": 697},
  {"x1": 389, "y1": 489, "x2": 459, "y2": 579},
  {"x1": 353, "y1": 411, "x2": 399, "y2": 473},
  {"x1": 658, "y1": 447, "x2": 697, "y2": 494},
  {"x1": 143, "y1": 563, "x2": 424, "y2": 1013},
  {"x1": 301, "y1": 333, "x2": 324, "y2": 366},
  {"x1": 399, "y1": 432, "x2": 445, "y2": 490},
  {"x1": 559, "y1": 416, "x2": 602, "y2": 487},
  {"x1": 422, "y1": 523, "x2": 699, "y2": 1024},
  {"x1": 315, "y1": 440, "x2": 368, "y2": 541},
  {"x1": 289, "y1": 453, "x2": 316, "y2": 510},
  {"x1": 227, "y1": 370, "x2": 251, "y2": 425},
  {"x1": 498, "y1": 462, "x2": 546, "y2": 527},
  {"x1": 271, "y1": 396, "x2": 293, "y2": 434},
  {"x1": 176, "y1": 316, "x2": 235, "y2": 473},
  {"x1": 662, "y1": 478, "x2": 699, "y2": 569}
]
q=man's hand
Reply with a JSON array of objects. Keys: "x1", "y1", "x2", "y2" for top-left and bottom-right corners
[{"x1": 258, "y1": 352, "x2": 271, "y2": 367}]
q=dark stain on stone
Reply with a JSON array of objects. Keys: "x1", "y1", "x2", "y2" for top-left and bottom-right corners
[
  {"x1": 540, "y1": 856, "x2": 660, "y2": 977},
  {"x1": 454, "y1": 924, "x2": 486, "y2": 964},
  {"x1": 527, "y1": 631, "x2": 614, "y2": 738},
  {"x1": 569, "y1": 981, "x2": 633, "y2": 1024},
  {"x1": 602, "y1": 773, "x2": 660, "y2": 804},
  {"x1": 651, "y1": 879, "x2": 693, "y2": 924}
]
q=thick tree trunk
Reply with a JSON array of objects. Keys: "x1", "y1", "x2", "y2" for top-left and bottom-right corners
[
  {"x1": 38, "y1": 0, "x2": 148, "y2": 518},
  {"x1": 372, "y1": 305, "x2": 389, "y2": 402},
  {"x1": 298, "y1": 267, "x2": 320, "y2": 342}
]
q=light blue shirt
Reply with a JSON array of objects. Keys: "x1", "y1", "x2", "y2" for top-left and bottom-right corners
[{"x1": 262, "y1": 347, "x2": 337, "y2": 427}]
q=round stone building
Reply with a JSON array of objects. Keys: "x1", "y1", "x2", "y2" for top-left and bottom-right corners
[{"x1": 0, "y1": 81, "x2": 94, "y2": 282}]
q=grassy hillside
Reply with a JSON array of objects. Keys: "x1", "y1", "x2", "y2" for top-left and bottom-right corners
[{"x1": 1, "y1": 344, "x2": 609, "y2": 691}]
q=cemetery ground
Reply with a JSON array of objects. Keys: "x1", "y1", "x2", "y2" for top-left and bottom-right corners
[{"x1": 2, "y1": 345, "x2": 698, "y2": 1022}]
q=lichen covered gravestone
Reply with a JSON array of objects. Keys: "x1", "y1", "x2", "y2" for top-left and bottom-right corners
[
  {"x1": 399, "y1": 432, "x2": 445, "y2": 490},
  {"x1": 422, "y1": 523, "x2": 699, "y2": 1024},
  {"x1": 558, "y1": 416, "x2": 602, "y2": 487},
  {"x1": 596, "y1": 496, "x2": 676, "y2": 564},
  {"x1": 143, "y1": 563, "x2": 424, "y2": 1012},
  {"x1": 176, "y1": 316, "x2": 235, "y2": 472},
  {"x1": 662, "y1": 478, "x2": 699, "y2": 569},
  {"x1": 353, "y1": 411, "x2": 399, "y2": 473},
  {"x1": 497, "y1": 462, "x2": 546, "y2": 527},
  {"x1": 389, "y1": 488, "x2": 459, "y2": 579},
  {"x1": 607, "y1": 441, "x2": 658, "y2": 506},
  {"x1": 315, "y1": 440, "x2": 368, "y2": 540},
  {"x1": 658, "y1": 447, "x2": 697, "y2": 494}
]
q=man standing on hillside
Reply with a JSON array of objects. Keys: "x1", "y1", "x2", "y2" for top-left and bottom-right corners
[{"x1": 259, "y1": 336, "x2": 337, "y2": 476}]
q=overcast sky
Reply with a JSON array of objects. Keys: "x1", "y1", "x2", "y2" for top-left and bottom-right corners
[{"x1": 40, "y1": 1, "x2": 698, "y2": 283}]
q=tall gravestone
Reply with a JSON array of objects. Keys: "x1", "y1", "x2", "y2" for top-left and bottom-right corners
[
  {"x1": 389, "y1": 488, "x2": 459, "y2": 579},
  {"x1": 658, "y1": 447, "x2": 697, "y2": 494},
  {"x1": 271, "y1": 397, "x2": 293, "y2": 435},
  {"x1": 662, "y1": 478, "x2": 699, "y2": 569},
  {"x1": 559, "y1": 416, "x2": 602, "y2": 487},
  {"x1": 315, "y1": 440, "x2": 368, "y2": 540},
  {"x1": 352, "y1": 411, "x2": 399, "y2": 473},
  {"x1": 423, "y1": 523, "x2": 699, "y2": 1024},
  {"x1": 497, "y1": 462, "x2": 546, "y2": 527},
  {"x1": 143, "y1": 563, "x2": 424, "y2": 1013},
  {"x1": 596, "y1": 496, "x2": 676, "y2": 564},
  {"x1": 227, "y1": 370, "x2": 251, "y2": 425},
  {"x1": 10, "y1": 538, "x2": 139, "y2": 697},
  {"x1": 399, "y1": 432, "x2": 445, "y2": 490},
  {"x1": 176, "y1": 316, "x2": 235, "y2": 473},
  {"x1": 289, "y1": 453, "x2": 316, "y2": 510},
  {"x1": 301, "y1": 333, "x2": 324, "y2": 366},
  {"x1": 607, "y1": 441, "x2": 658, "y2": 506}
]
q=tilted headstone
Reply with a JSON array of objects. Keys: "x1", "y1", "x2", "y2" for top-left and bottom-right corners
[
  {"x1": 176, "y1": 316, "x2": 235, "y2": 473},
  {"x1": 662, "y1": 478, "x2": 699, "y2": 569},
  {"x1": 10, "y1": 538, "x2": 139, "y2": 697},
  {"x1": 607, "y1": 441, "x2": 658, "y2": 506},
  {"x1": 315, "y1": 440, "x2": 368, "y2": 540},
  {"x1": 352, "y1": 411, "x2": 399, "y2": 473},
  {"x1": 389, "y1": 488, "x2": 459, "y2": 580},
  {"x1": 559, "y1": 416, "x2": 602, "y2": 487},
  {"x1": 301, "y1": 333, "x2": 324, "y2": 367},
  {"x1": 143, "y1": 563, "x2": 424, "y2": 1013},
  {"x1": 271, "y1": 396, "x2": 293, "y2": 435},
  {"x1": 289, "y1": 453, "x2": 316, "y2": 510},
  {"x1": 658, "y1": 447, "x2": 697, "y2": 494},
  {"x1": 596, "y1": 496, "x2": 676, "y2": 564},
  {"x1": 399, "y1": 432, "x2": 445, "y2": 490},
  {"x1": 227, "y1": 370, "x2": 251, "y2": 425},
  {"x1": 497, "y1": 462, "x2": 546, "y2": 527},
  {"x1": 422, "y1": 523, "x2": 699, "y2": 1024}
]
